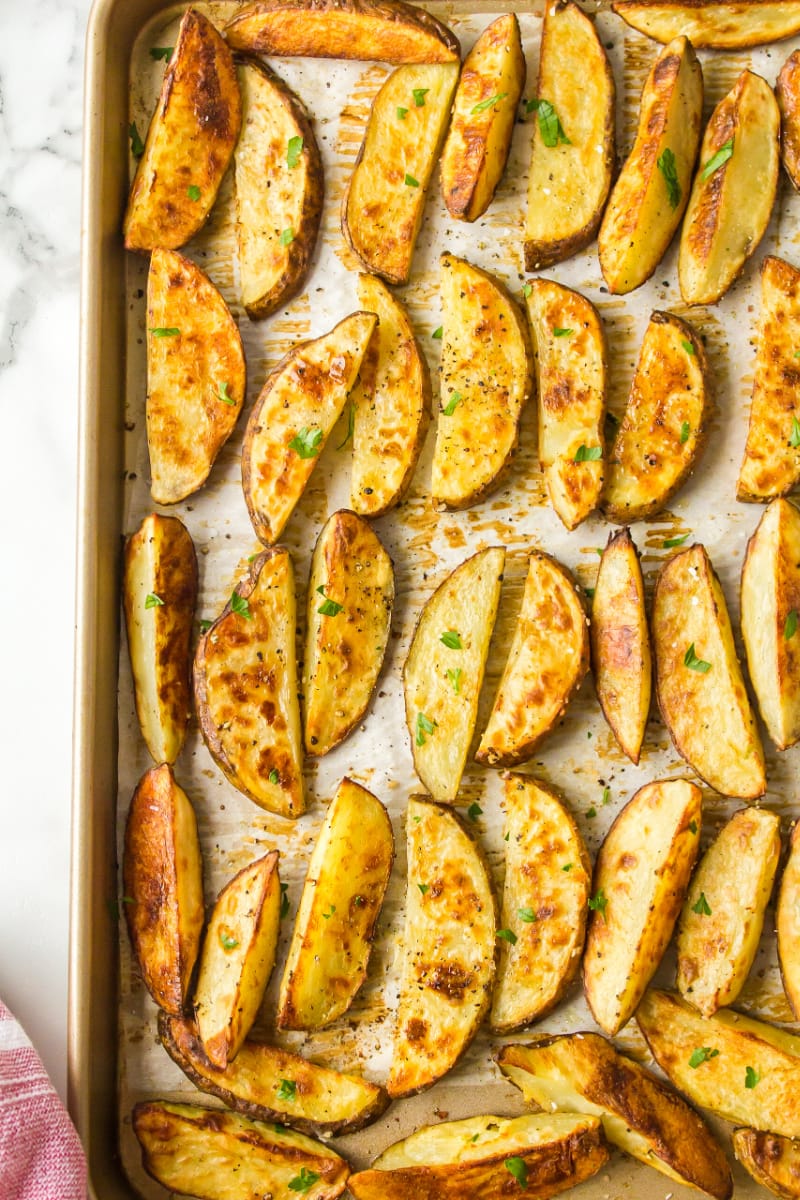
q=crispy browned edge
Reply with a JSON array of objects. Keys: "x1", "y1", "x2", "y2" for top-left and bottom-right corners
[
  {"x1": 613, "y1": 0, "x2": 800, "y2": 49},
  {"x1": 778, "y1": 50, "x2": 800, "y2": 191},
  {"x1": 734, "y1": 1128, "x2": 800, "y2": 1200}
]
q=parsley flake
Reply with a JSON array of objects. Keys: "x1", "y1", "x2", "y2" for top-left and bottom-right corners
[
  {"x1": 316, "y1": 585, "x2": 343, "y2": 618},
  {"x1": 187, "y1": 184, "x2": 201, "y2": 202},
  {"x1": 574, "y1": 444, "x2": 602, "y2": 462},
  {"x1": 269, "y1": 768, "x2": 280, "y2": 785},
  {"x1": 680, "y1": 420, "x2": 691, "y2": 444},
  {"x1": 467, "y1": 802, "x2": 483, "y2": 822},
  {"x1": 586, "y1": 806, "x2": 597, "y2": 819},
  {"x1": 432, "y1": 326, "x2": 443, "y2": 339},
  {"x1": 663, "y1": 532, "x2": 689, "y2": 549},
  {"x1": 527, "y1": 98, "x2": 570, "y2": 147},
  {"x1": 145, "y1": 592, "x2": 164, "y2": 609},
  {"x1": 657, "y1": 148, "x2": 681, "y2": 209},
  {"x1": 289, "y1": 426, "x2": 323, "y2": 458},
  {"x1": 150, "y1": 326, "x2": 180, "y2": 337},
  {"x1": 786, "y1": 609, "x2": 799, "y2": 640},
  {"x1": 416, "y1": 712, "x2": 437, "y2": 746},
  {"x1": 588, "y1": 888, "x2": 608, "y2": 919},
  {"x1": 562, "y1": 863, "x2": 573, "y2": 872},
  {"x1": 792, "y1": 416, "x2": 800, "y2": 448},
  {"x1": 497, "y1": 928, "x2": 518, "y2": 944},
  {"x1": 442, "y1": 391, "x2": 462, "y2": 416},
  {"x1": 417, "y1": 883, "x2": 429, "y2": 894},
  {"x1": 518, "y1": 906, "x2": 537, "y2": 923},
  {"x1": 681, "y1": 339, "x2": 695, "y2": 356},
  {"x1": 322, "y1": 905, "x2": 336, "y2": 919},
  {"x1": 397, "y1": 106, "x2": 408, "y2": 120},
  {"x1": 220, "y1": 931, "x2": 239, "y2": 950},
  {"x1": 277, "y1": 1078, "x2": 297, "y2": 1101},
  {"x1": 505, "y1": 1157, "x2": 528, "y2": 1188},
  {"x1": 447, "y1": 667, "x2": 462, "y2": 694},
  {"x1": 280, "y1": 882, "x2": 290, "y2": 919},
  {"x1": 215, "y1": 380, "x2": 235, "y2": 406},
  {"x1": 472, "y1": 91, "x2": 508, "y2": 114},
  {"x1": 523, "y1": 283, "x2": 532, "y2": 298},
  {"x1": 441, "y1": 630, "x2": 462, "y2": 649},
  {"x1": 199, "y1": 618, "x2": 213, "y2": 634},
  {"x1": 129, "y1": 121, "x2": 145, "y2": 158},
  {"x1": 689, "y1": 1047, "x2": 719, "y2": 1068},
  {"x1": 286, "y1": 135, "x2": 304, "y2": 169},
  {"x1": 702, "y1": 138, "x2": 734, "y2": 181},
  {"x1": 280, "y1": 227, "x2": 294, "y2": 245},
  {"x1": 689, "y1": 820, "x2": 698, "y2": 834},
  {"x1": 149, "y1": 46, "x2": 173, "y2": 61},
  {"x1": 337, "y1": 402, "x2": 355, "y2": 450},
  {"x1": 684, "y1": 643, "x2": 711, "y2": 673},
  {"x1": 692, "y1": 892, "x2": 712, "y2": 916},
  {"x1": 230, "y1": 590, "x2": 253, "y2": 620},
  {"x1": 413, "y1": 87, "x2": 429, "y2": 106},
  {"x1": 745, "y1": 1066, "x2": 760, "y2": 1089},
  {"x1": 554, "y1": 327, "x2": 574, "y2": 338},
  {"x1": 288, "y1": 1168, "x2": 320, "y2": 1193},
  {"x1": 404, "y1": 173, "x2": 420, "y2": 187}
]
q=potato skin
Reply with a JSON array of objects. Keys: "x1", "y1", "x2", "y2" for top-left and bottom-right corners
[
  {"x1": 778, "y1": 50, "x2": 800, "y2": 190},
  {"x1": 613, "y1": 0, "x2": 800, "y2": 49},
  {"x1": 735, "y1": 1127, "x2": 800, "y2": 1199},
  {"x1": 777, "y1": 821, "x2": 800, "y2": 1018}
]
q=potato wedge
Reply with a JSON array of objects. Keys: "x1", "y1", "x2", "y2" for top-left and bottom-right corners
[
  {"x1": 225, "y1": 0, "x2": 460, "y2": 63},
  {"x1": 123, "y1": 764, "x2": 204, "y2": 1017},
  {"x1": 679, "y1": 70, "x2": 779, "y2": 306},
  {"x1": 777, "y1": 820, "x2": 800, "y2": 1017},
  {"x1": 342, "y1": 62, "x2": 459, "y2": 284},
  {"x1": 476, "y1": 552, "x2": 589, "y2": 768},
  {"x1": 526, "y1": 279, "x2": 606, "y2": 530},
  {"x1": 653, "y1": 544, "x2": 766, "y2": 799},
  {"x1": 350, "y1": 274, "x2": 430, "y2": 516},
  {"x1": 241, "y1": 312, "x2": 376, "y2": 545},
  {"x1": 193, "y1": 548, "x2": 304, "y2": 819},
  {"x1": 524, "y1": 1, "x2": 615, "y2": 270},
  {"x1": 497, "y1": 1034, "x2": 733, "y2": 1200},
  {"x1": 677, "y1": 807, "x2": 781, "y2": 1017},
  {"x1": 403, "y1": 547, "x2": 505, "y2": 802},
  {"x1": 778, "y1": 50, "x2": 800, "y2": 190},
  {"x1": 146, "y1": 248, "x2": 246, "y2": 505},
  {"x1": 734, "y1": 1128, "x2": 800, "y2": 1200},
  {"x1": 133, "y1": 1101, "x2": 349, "y2": 1200},
  {"x1": 612, "y1": 0, "x2": 800, "y2": 48},
  {"x1": 591, "y1": 528, "x2": 651, "y2": 764},
  {"x1": 158, "y1": 1014, "x2": 389, "y2": 1136},
  {"x1": 123, "y1": 513, "x2": 197, "y2": 764},
  {"x1": 123, "y1": 9, "x2": 241, "y2": 252},
  {"x1": 278, "y1": 778, "x2": 394, "y2": 1030},
  {"x1": 432, "y1": 254, "x2": 533, "y2": 510},
  {"x1": 598, "y1": 37, "x2": 702, "y2": 294},
  {"x1": 194, "y1": 851, "x2": 281, "y2": 1069},
  {"x1": 637, "y1": 989, "x2": 800, "y2": 1138},
  {"x1": 439, "y1": 14, "x2": 525, "y2": 221},
  {"x1": 234, "y1": 58, "x2": 323, "y2": 320},
  {"x1": 737, "y1": 259, "x2": 800, "y2": 503},
  {"x1": 348, "y1": 1112, "x2": 610, "y2": 1200},
  {"x1": 303, "y1": 511, "x2": 393, "y2": 756},
  {"x1": 583, "y1": 779, "x2": 701, "y2": 1036},
  {"x1": 490, "y1": 774, "x2": 591, "y2": 1033},
  {"x1": 388, "y1": 797, "x2": 496, "y2": 1098}
]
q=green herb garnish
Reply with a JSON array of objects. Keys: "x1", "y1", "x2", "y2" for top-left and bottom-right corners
[
  {"x1": 702, "y1": 138, "x2": 734, "y2": 181},
  {"x1": 657, "y1": 147, "x2": 681, "y2": 209},
  {"x1": 288, "y1": 1168, "x2": 320, "y2": 1193},
  {"x1": 413, "y1": 87, "x2": 429, "y2": 106},
  {"x1": 472, "y1": 91, "x2": 508, "y2": 114},
  {"x1": 441, "y1": 630, "x2": 462, "y2": 649},
  {"x1": 280, "y1": 227, "x2": 294, "y2": 245},
  {"x1": 786, "y1": 609, "x2": 799, "y2": 640},
  {"x1": 574, "y1": 444, "x2": 602, "y2": 462},
  {"x1": 518, "y1": 907, "x2": 537, "y2": 923},
  {"x1": 404, "y1": 173, "x2": 419, "y2": 187},
  {"x1": 129, "y1": 121, "x2": 145, "y2": 158},
  {"x1": 277, "y1": 1078, "x2": 297, "y2": 1101},
  {"x1": 692, "y1": 892, "x2": 712, "y2": 916},
  {"x1": 447, "y1": 667, "x2": 462, "y2": 694},
  {"x1": 442, "y1": 391, "x2": 462, "y2": 416},
  {"x1": 289, "y1": 426, "x2": 323, "y2": 458},
  {"x1": 467, "y1": 802, "x2": 482, "y2": 822},
  {"x1": 145, "y1": 592, "x2": 164, "y2": 608},
  {"x1": 663, "y1": 532, "x2": 689, "y2": 549},
  {"x1": 527, "y1": 98, "x2": 570, "y2": 147},
  {"x1": 230, "y1": 590, "x2": 252, "y2": 620},
  {"x1": 505, "y1": 1157, "x2": 528, "y2": 1188},
  {"x1": 150, "y1": 327, "x2": 180, "y2": 337},
  {"x1": 416, "y1": 712, "x2": 437, "y2": 746},
  {"x1": 286, "y1": 135, "x2": 304, "y2": 169},
  {"x1": 689, "y1": 1047, "x2": 719, "y2": 1068},
  {"x1": 149, "y1": 46, "x2": 173, "y2": 61},
  {"x1": 497, "y1": 928, "x2": 518, "y2": 944},
  {"x1": 684, "y1": 643, "x2": 711, "y2": 673}
]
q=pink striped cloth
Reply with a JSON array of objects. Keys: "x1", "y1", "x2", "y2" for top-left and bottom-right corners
[{"x1": 0, "y1": 999, "x2": 87, "y2": 1200}]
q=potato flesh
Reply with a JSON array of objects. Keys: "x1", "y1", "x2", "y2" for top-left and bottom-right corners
[
  {"x1": 734, "y1": 1127, "x2": 800, "y2": 1199},
  {"x1": 777, "y1": 50, "x2": 800, "y2": 190},
  {"x1": 777, "y1": 822, "x2": 800, "y2": 1018},
  {"x1": 612, "y1": 0, "x2": 800, "y2": 48}
]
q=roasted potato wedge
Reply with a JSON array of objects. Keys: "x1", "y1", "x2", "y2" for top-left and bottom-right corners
[
  {"x1": 679, "y1": 70, "x2": 779, "y2": 306},
  {"x1": 476, "y1": 552, "x2": 589, "y2": 768},
  {"x1": 350, "y1": 274, "x2": 430, "y2": 516},
  {"x1": 583, "y1": 779, "x2": 701, "y2": 1036},
  {"x1": 778, "y1": 50, "x2": 800, "y2": 190},
  {"x1": 403, "y1": 547, "x2": 505, "y2": 802},
  {"x1": 123, "y1": 8, "x2": 241, "y2": 252},
  {"x1": 225, "y1": 0, "x2": 460, "y2": 63},
  {"x1": 342, "y1": 62, "x2": 459, "y2": 284},
  {"x1": 591, "y1": 528, "x2": 651, "y2": 764},
  {"x1": 278, "y1": 778, "x2": 394, "y2": 1030},
  {"x1": 133, "y1": 1101, "x2": 349, "y2": 1199},
  {"x1": 194, "y1": 548, "x2": 304, "y2": 819},
  {"x1": 737, "y1": 259, "x2": 800, "y2": 503},
  {"x1": 598, "y1": 37, "x2": 702, "y2": 294},
  {"x1": 638, "y1": 989, "x2": 800, "y2": 1138},
  {"x1": 490, "y1": 774, "x2": 591, "y2": 1033},
  {"x1": 388, "y1": 797, "x2": 496, "y2": 1098},
  {"x1": 234, "y1": 58, "x2": 323, "y2": 320},
  {"x1": 432, "y1": 254, "x2": 533, "y2": 510},
  {"x1": 348, "y1": 1112, "x2": 610, "y2": 1200},
  {"x1": 498, "y1": 1034, "x2": 733, "y2": 1200},
  {"x1": 612, "y1": 0, "x2": 800, "y2": 48},
  {"x1": 526, "y1": 279, "x2": 606, "y2": 530},
  {"x1": 303, "y1": 511, "x2": 393, "y2": 756},
  {"x1": 194, "y1": 851, "x2": 281, "y2": 1069},
  {"x1": 242, "y1": 312, "x2": 376, "y2": 545},
  {"x1": 123, "y1": 764, "x2": 204, "y2": 1017},
  {"x1": 777, "y1": 820, "x2": 800, "y2": 1017},
  {"x1": 123, "y1": 513, "x2": 197, "y2": 764},
  {"x1": 653, "y1": 544, "x2": 766, "y2": 799},
  {"x1": 158, "y1": 1014, "x2": 389, "y2": 1136},
  {"x1": 146, "y1": 248, "x2": 246, "y2": 505},
  {"x1": 524, "y1": 1, "x2": 615, "y2": 270},
  {"x1": 735, "y1": 1127, "x2": 800, "y2": 1199},
  {"x1": 439, "y1": 14, "x2": 525, "y2": 221}
]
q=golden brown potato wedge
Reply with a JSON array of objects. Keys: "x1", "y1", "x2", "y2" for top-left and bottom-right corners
[
  {"x1": 123, "y1": 8, "x2": 241, "y2": 252},
  {"x1": 403, "y1": 547, "x2": 505, "y2": 802},
  {"x1": 777, "y1": 820, "x2": 800, "y2": 1018},
  {"x1": 158, "y1": 1014, "x2": 390, "y2": 1136},
  {"x1": 679, "y1": 70, "x2": 779, "y2": 306},
  {"x1": 677, "y1": 807, "x2": 781, "y2": 1016},
  {"x1": 476, "y1": 552, "x2": 589, "y2": 768},
  {"x1": 303, "y1": 511, "x2": 393, "y2": 756},
  {"x1": 278, "y1": 778, "x2": 394, "y2": 1030},
  {"x1": 388, "y1": 797, "x2": 496, "y2": 1098},
  {"x1": 350, "y1": 274, "x2": 430, "y2": 516},
  {"x1": 497, "y1": 1034, "x2": 733, "y2": 1200},
  {"x1": 439, "y1": 14, "x2": 525, "y2": 221},
  {"x1": 225, "y1": 0, "x2": 460, "y2": 63},
  {"x1": 777, "y1": 50, "x2": 800, "y2": 190},
  {"x1": 653, "y1": 544, "x2": 766, "y2": 799},
  {"x1": 612, "y1": 0, "x2": 800, "y2": 48},
  {"x1": 591, "y1": 528, "x2": 651, "y2": 764},
  {"x1": 194, "y1": 851, "x2": 281, "y2": 1070},
  {"x1": 638, "y1": 989, "x2": 800, "y2": 1138},
  {"x1": 146, "y1": 248, "x2": 246, "y2": 505},
  {"x1": 526, "y1": 278, "x2": 606, "y2": 530},
  {"x1": 123, "y1": 764, "x2": 204, "y2": 1017},
  {"x1": 734, "y1": 1127, "x2": 800, "y2": 1199},
  {"x1": 123, "y1": 513, "x2": 197, "y2": 765},
  {"x1": 598, "y1": 37, "x2": 702, "y2": 294},
  {"x1": 342, "y1": 62, "x2": 459, "y2": 284},
  {"x1": 432, "y1": 254, "x2": 533, "y2": 510},
  {"x1": 737, "y1": 259, "x2": 800, "y2": 503},
  {"x1": 234, "y1": 58, "x2": 323, "y2": 320},
  {"x1": 193, "y1": 548, "x2": 304, "y2": 819},
  {"x1": 583, "y1": 779, "x2": 701, "y2": 1036},
  {"x1": 133, "y1": 1101, "x2": 350, "y2": 1200},
  {"x1": 490, "y1": 775, "x2": 591, "y2": 1033},
  {"x1": 241, "y1": 312, "x2": 376, "y2": 545},
  {"x1": 601, "y1": 312, "x2": 708, "y2": 522},
  {"x1": 348, "y1": 1112, "x2": 610, "y2": 1200},
  {"x1": 524, "y1": 1, "x2": 615, "y2": 270}
]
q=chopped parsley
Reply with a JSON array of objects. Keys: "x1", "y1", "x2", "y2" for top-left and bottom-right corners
[
  {"x1": 149, "y1": 46, "x2": 173, "y2": 61},
  {"x1": 440, "y1": 630, "x2": 462, "y2": 649},
  {"x1": 702, "y1": 138, "x2": 734, "y2": 181},
  {"x1": 505, "y1": 1157, "x2": 528, "y2": 1188},
  {"x1": 472, "y1": 91, "x2": 508, "y2": 114},
  {"x1": 681, "y1": 339, "x2": 695, "y2": 356},
  {"x1": 574, "y1": 444, "x2": 601, "y2": 462},
  {"x1": 316, "y1": 585, "x2": 343, "y2": 617},
  {"x1": 447, "y1": 667, "x2": 462, "y2": 694},
  {"x1": 432, "y1": 326, "x2": 443, "y2": 339},
  {"x1": 289, "y1": 426, "x2": 323, "y2": 458},
  {"x1": 288, "y1": 1168, "x2": 320, "y2": 1193},
  {"x1": 745, "y1": 1066, "x2": 760, "y2": 1089},
  {"x1": 416, "y1": 711, "x2": 437, "y2": 746},
  {"x1": 286, "y1": 135, "x2": 304, "y2": 169},
  {"x1": 404, "y1": 173, "x2": 420, "y2": 187},
  {"x1": 187, "y1": 184, "x2": 201, "y2": 202},
  {"x1": 692, "y1": 892, "x2": 712, "y2": 916},
  {"x1": 553, "y1": 327, "x2": 574, "y2": 338},
  {"x1": 269, "y1": 768, "x2": 279, "y2": 785},
  {"x1": 680, "y1": 420, "x2": 691, "y2": 444},
  {"x1": 684, "y1": 643, "x2": 711, "y2": 673},
  {"x1": 442, "y1": 391, "x2": 462, "y2": 416},
  {"x1": 527, "y1": 98, "x2": 570, "y2": 147},
  {"x1": 280, "y1": 227, "x2": 294, "y2": 245},
  {"x1": 277, "y1": 1078, "x2": 297, "y2": 1101},
  {"x1": 199, "y1": 618, "x2": 213, "y2": 634},
  {"x1": 129, "y1": 121, "x2": 145, "y2": 158},
  {"x1": 144, "y1": 592, "x2": 164, "y2": 609},
  {"x1": 149, "y1": 326, "x2": 180, "y2": 337},
  {"x1": 497, "y1": 928, "x2": 518, "y2": 944},
  {"x1": 397, "y1": 106, "x2": 408, "y2": 120},
  {"x1": 219, "y1": 931, "x2": 239, "y2": 950},
  {"x1": 689, "y1": 1047, "x2": 719, "y2": 1068},
  {"x1": 588, "y1": 888, "x2": 608, "y2": 919},
  {"x1": 230, "y1": 590, "x2": 253, "y2": 620},
  {"x1": 786, "y1": 609, "x2": 798, "y2": 640},
  {"x1": 792, "y1": 416, "x2": 800, "y2": 448},
  {"x1": 657, "y1": 148, "x2": 681, "y2": 209},
  {"x1": 413, "y1": 87, "x2": 429, "y2": 106},
  {"x1": 417, "y1": 883, "x2": 429, "y2": 894},
  {"x1": 467, "y1": 802, "x2": 483, "y2": 822},
  {"x1": 337, "y1": 401, "x2": 355, "y2": 450},
  {"x1": 322, "y1": 905, "x2": 336, "y2": 919},
  {"x1": 215, "y1": 381, "x2": 235, "y2": 405},
  {"x1": 518, "y1": 906, "x2": 537, "y2": 923},
  {"x1": 663, "y1": 532, "x2": 689, "y2": 548}
]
